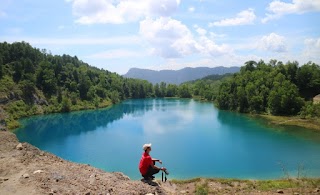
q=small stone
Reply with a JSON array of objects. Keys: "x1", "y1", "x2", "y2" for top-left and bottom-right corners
[
  {"x1": 16, "y1": 143, "x2": 23, "y2": 150},
  {"x1": 293, "y1": 192, "x2": 299, "y2": 195},
  {"x1": 180, "y1": 190, "x2": 187, "y2": 194},
  {"x1": 33, "y1": 170, "x2": 44, "y2": 174},
  {"x1": 89, "y1": 177, "x2": 95, "y2": 185},
  {"x1": 277, "y1": 189, "x2": 284, "y2": 194},
  {"x1": 85, "y1": 192, "x2": 90, "y2": 195},
  {"x1": 22, "y1": 173, "x2": 30, "y2": 178},
  {"x1": 315, "y1": 188, "x2": 320, "y2": 193}
]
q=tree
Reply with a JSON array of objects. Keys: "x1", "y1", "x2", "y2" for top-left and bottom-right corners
[
  {"x1": 0, "y1": 56, "x2": 3, "y2": 79},
  {"x1": 167, "y1": 84, "x2": 178, "y2": 97},
  {"x1": 296, "y1": 62, "x2": 320, "y2": 100},
  {"x1": 159, "y1": 82, "x2": 167, "y2": 97},
  {"x1": 178, "y1": 84, "x2": 192, "y2": 98},
  {"x1": 268, "y1": 74, "x2": 303, "y2": 115},
  {"x1": 154, "y1": 83, "x2": 160, "y2": 97}
]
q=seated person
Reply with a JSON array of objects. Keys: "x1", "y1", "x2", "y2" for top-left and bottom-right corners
[{"x1": 139, "y1": 143, "x2": 166, "y2": 180}]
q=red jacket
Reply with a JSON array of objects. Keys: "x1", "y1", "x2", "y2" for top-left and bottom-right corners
[{"x1": 139, "y1": 152, "x2": 152, "y2": 175}]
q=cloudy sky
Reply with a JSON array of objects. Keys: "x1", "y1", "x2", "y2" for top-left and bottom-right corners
[{"x1": 0, "y1": 0, "x2": 319, "y2": 74}]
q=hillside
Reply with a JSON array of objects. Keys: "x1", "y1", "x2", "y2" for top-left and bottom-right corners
[
  {"x1": 123, "y1": 66, "x2": 240, "y2": 84},
  {"x1": 0, "y1": 42, "x2": 154, "y2": 129}
]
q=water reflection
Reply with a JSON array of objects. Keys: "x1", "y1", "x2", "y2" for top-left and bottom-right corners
[{"x1": 15, "y1": 98, "x2": 193, "y2": 145}]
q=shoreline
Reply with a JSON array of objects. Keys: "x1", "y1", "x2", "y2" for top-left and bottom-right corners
[
  {"x1": 1, "y1": 131, "x2": 319, "y2": 194},
  {"x1": 256, "y1": 114, "x2": 320, "y2": 132},
  {"x1": 191, "y1": 97, "x2": 320, "y2": 132}
]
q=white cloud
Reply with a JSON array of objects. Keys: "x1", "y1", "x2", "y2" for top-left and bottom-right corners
[
  {"x1": 188, "y1": 7, "x2": 195, "y2": 13},
  {"x1": 209, "y1": 32, "x2": 226, "y2": 39},
  {"x1": 302, "y1": 37, "x2": 320, "y2": 61},
  {"x1": 148, "y1": 0, "x2": 181, "y2": 17},
  {"x1": 140, "y1": 17, "x2": 198, "y2": 58},
  {"x1": 262, "y1": 0, "x2": 320, "y2": 23},
  {"x1": 67, "y1": 0, "x2": 180, "y2": 24},
  {"x1": 209, "y1": 8, "x2": 256, "y2": 27},
  {"x1": 195, "y1": 26, "x2": 207, "y2": 36},
  {"x1": 140, "y1": 17, "x2": 231, "y2": 58},
  {"x1": 258, "y1": 33, "x2": 287, "y2": 52},
  {"x1": 86, "y1": 49, "x2": 143, "y2": 59}
]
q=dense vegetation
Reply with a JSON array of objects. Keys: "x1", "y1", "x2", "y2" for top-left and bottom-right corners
[
  {"x1": 0, "y1": 42, "x2": 208, "y2": 129},
  {"x1": 1, "y1": 42, "x2": 319, "y2": 129},
  {"x1": 0, "y1": 42, "x2": 157, "y2": 128},
  {"x1": 215, "y1": 60, "x2": 320, "y2": 117}
]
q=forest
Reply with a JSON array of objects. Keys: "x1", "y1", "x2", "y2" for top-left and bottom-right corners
[
  {"x1": 1, "y1": 42, "x2": 320, "y2": 129},
  {"x1": 0, "y1": 42, "x2": 193, "y2": 128},
  {"x1": 215, "y1": 60, "x2": 320, "y2": 117}
]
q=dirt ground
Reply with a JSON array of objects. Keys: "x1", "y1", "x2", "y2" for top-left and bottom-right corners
[{"x1": 1, "y1": 130, "x2": 319, "y2": 195}]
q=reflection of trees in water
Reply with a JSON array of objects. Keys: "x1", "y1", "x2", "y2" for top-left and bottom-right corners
[
  {"x1": 16, "y1": 98, "x2": 192, "y2": 144},
  {"x1": 217, "y1": 110, "x2": 249, "y2": 128},
  {"x1": 16, "y1": 99, "x2": 153, "y2": 144}
]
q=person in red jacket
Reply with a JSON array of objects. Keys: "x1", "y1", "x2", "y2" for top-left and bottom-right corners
[{"x1": 139, "y1": 143, "x2": 166, "y2": 180}]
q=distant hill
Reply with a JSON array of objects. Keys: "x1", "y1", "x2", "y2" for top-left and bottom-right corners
[
  {"x1": 185, "y1": 73, "x2": 234, "y2": 84},
  {"x1": 123, "y1": 66, "x2": 240, "y2": 84}
]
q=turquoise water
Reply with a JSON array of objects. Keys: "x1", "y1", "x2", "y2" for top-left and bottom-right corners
[{"x1": 15, "y1": 99, "x2": 320, "y2": 180}]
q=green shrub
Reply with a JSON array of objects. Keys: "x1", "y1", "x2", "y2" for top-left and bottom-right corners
[{"x1": 195, "y1": 182, "x2": 209, "y2": 195}]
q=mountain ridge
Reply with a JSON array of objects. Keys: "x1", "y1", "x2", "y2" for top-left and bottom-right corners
[{"x1": 124, "y1": 66, "x2": 240, "y2": 84}]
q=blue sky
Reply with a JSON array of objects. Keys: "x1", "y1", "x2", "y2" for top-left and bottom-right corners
[{"x1": 1, "y1": 0, "x2": 319, "y2": 74}]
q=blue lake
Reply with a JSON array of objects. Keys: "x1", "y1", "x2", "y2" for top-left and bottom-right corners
[{"x1": 14, "y1": 98, "x2": 320, "y2": 180}]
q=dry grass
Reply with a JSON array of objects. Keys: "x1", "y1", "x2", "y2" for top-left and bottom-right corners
[{"x1": 259, "y1": 114, "x2": 320, "y2": 131}]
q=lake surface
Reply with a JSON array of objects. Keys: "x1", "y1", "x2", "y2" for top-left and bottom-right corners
[{"x1": 15, "y1": 98, "x2": 320, "y2": 180}]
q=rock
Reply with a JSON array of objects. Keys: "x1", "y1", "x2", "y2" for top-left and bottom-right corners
[
  {"x1": 277, "y1": 189, "x2": 284, "y2": 194},
  {"x1": 16, "y1": 143, "x2": 23, "y2": 150},
  {"x1": 33, "y1": 170, "x2": 44, "y2": 174},
  {"x1": 113, "y1": 172, "x2": 130, "y2": 180},
  {"x1": 22, "y1": 173, "x2": 30, "y2": 178},
  {"x1": 0, "y1": 177, "x2": 9, "y2": 181},
  {"x1": 89, "y1": 174, "x2": 96, "y2": 185},
  {"x1": 293, "y1": 192, "x2": 299, "y2": 195},
  {"x1": 49, "y1": 189, "x2": 57, "y2": 195},
  {"x1": 180, "y1": 190, "x2": 188, "y2": 194},
  {"x1": 315, "y1": 188, "x2": 320, "y2": 193},
  {"x1": 52, "y1": 172, "x2": 64, "y2": 182}
]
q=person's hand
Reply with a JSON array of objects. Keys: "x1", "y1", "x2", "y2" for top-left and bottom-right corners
[
  {"x1": 161, "y1": 167, "x2": 166, "y2": 171},
  {"x1": 159, "y1": 160, "x2": 162, "y2": 164}
]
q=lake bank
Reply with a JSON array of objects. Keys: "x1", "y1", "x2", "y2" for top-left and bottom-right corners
[
  {"x1": 192, "y1": 97, "x2": 320, "y2": 132},
  {"x1": 256, "y1": 114, "x2": 320, "y2": 132},
  {"x1": 1, "y1": 130, "x2": 319, "y2": 194}
]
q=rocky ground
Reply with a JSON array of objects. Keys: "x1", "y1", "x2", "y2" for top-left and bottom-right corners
[{"x1": 1, "y1": 130, "x2": 319, "y2": 195}]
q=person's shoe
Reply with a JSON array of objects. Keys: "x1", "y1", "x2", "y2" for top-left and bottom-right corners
[{"x1": 142, "y1": 176, "x2": 150, "y2": 181}]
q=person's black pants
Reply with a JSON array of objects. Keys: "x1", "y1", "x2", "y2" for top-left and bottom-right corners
[{"x1": 142, "y1": 161, "x2": 159, "y2": 179}]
